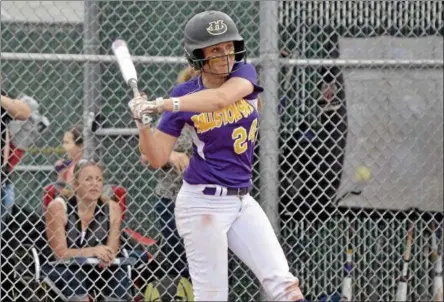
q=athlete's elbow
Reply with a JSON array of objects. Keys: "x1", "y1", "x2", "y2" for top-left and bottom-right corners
[
  {"x1": 140, "y1": 152, "x2": 168, "y2": 169},
  {"x1": 139, "y1": 144, "x2": 169, "y2": 168},
  {"x1": 147, "y1": 159, "x2": 164, "y2": 169}
]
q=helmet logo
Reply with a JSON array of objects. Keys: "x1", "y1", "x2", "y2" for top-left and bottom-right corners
[{"x1": 206, "y1": 20, "x2": 227, "y2": 35}]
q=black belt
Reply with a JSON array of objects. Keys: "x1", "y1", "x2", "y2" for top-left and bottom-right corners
[{"x1": 202, "y1": 187, "x2": 250, "y2": 196}]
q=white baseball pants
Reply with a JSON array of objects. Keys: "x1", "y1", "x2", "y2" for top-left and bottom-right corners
[{"x1": 174, "y1": 181, "x2": 304, "y2": 301}]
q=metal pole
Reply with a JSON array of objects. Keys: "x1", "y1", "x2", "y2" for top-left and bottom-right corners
[
  {"x1": 259, "y1": 2, "x2": 279, "y2": 300},
  {"x1": 2, "y1": 52, "x2": 442, "y2": 68},
  {"x1": 82, "y1": 0, "x2": 101, "y2": 160},
  {"x1": 259, "y1": 1, "x2": 280, "y2": 239}
]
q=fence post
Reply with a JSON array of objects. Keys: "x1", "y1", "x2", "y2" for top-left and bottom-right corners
[
  {"x1": 82, "y1": 0, "x2": 101, "y2": 160},
  {"x1": 259, "y1": 1, "x2": 280, "y2": 233},
  {"x1": 259, "y1": 2, "x2": 279, "y2": 299}
]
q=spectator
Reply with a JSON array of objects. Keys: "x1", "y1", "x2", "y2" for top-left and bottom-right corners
[
  {"x1": 1, "y1": 89, "x2": 31, "y2": 300},
  {"x1": 3, "y1": 94, "x2": 50, "y2": 218},
  {"x1": 55, "y1": 124, "x2": 84, "y2": 188},
  {"x1": 1, "y1": 90, "x2": 32, "y2": 204},
  {"x1": 44, "y1": 159, "x2": 131, "y2": 301}
]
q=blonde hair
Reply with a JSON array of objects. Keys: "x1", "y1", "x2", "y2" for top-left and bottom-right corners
[
  {"x1": 176, "y1": 66, "x2": 199, "y2": 84},
  {"x1": 60, "y1": 159, "x2": 110, "y2": 203},
  {"x1": 257, "y1": 95, "x2": 263, "y2": 113}
]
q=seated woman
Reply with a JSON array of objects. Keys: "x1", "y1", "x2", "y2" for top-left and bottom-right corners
[{"x1": 44, "y1": 159, "x2": 131, "y2": 301}]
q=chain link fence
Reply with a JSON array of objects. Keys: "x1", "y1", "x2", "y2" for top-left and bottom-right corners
[{"x1": 1, "y1": 1, "x2": 443, "y2": 301}]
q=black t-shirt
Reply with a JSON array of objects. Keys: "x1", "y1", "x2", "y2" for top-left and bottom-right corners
[{"x1": 1, "y1": 89, "x2": 13, "y2": 185}]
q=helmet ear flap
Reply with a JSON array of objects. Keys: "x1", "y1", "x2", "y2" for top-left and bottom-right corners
[
  {"x1": 184, "y1": 47, "x2": 196, "y2": 69},
  {"x1": 184, "y1": 47, "x2": 205, "y2": 70},
  {"x1": 194, "y1": 61, "x2": 204, "y2": 70},
  {"x1": 234, "y1": 40, "x2": 245, "y2": 61},
  {"x1": 185, "y1": 55, "x2": 195, "y2": 69}
]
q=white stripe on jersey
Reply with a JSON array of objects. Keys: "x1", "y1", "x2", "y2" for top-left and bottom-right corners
[
  {"x1": 184, "y1": 123, "x2": 206, "y2": 160},
  {"x1": 248, "y1": 98, "x2": 258, "y2": 111}
]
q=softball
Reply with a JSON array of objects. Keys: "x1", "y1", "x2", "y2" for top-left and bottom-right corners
[{"x1": 355, "y1": 165, "x2": 372, "y2": 182}]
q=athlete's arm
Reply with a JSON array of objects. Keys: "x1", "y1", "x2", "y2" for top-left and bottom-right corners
[{"x1": 163, "y1": 77, "x2": 254, "y2": 112}]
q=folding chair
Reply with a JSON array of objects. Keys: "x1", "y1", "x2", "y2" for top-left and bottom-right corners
[{"x1": 43, "y1": 182, "x2": 157, "y2": 248}]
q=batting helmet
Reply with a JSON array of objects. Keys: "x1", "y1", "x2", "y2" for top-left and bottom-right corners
[{"x1": 184, "y1": 10, "x2": 246, "y2": 70}]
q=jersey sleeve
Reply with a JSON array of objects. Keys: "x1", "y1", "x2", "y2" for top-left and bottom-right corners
[
  {"x1": 156, "y1": 85, "x2": 187, "y2": 137},
  {"x1": 230, "y1": 63, "x2": 264, "y2": 100}
]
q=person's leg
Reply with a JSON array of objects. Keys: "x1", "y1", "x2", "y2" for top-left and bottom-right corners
[
  {"x1": 0, "y1": 185, "x2": 10, "y2": 301},
  {"x1": 174, "y1": 182, "x2": 240, "y2": 301},
  {"x1": 2, "y1": 183, "x2": 15, "y2": 218},
  {"x1": 228, "y1": 195, "x2": 304, "y2": 301},
  {"x1": 0, "y1": 183, "x2": 16, "y2": 302}
]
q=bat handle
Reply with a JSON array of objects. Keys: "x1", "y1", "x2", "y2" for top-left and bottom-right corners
[
  {"x1": 128, "y1": 79, "x2": 152, "y2": 126},
  {"x1": 128, "y1": 79, "x2": 140, "y2": 98}
]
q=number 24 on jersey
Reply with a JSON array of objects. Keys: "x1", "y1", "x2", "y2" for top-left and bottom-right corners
[{"x1": 231, "y1": 118, "x2": 258, "y2": 155}]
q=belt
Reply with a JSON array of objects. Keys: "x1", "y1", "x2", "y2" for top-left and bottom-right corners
[{"x1": 202, "y1": 186, "x2": 250, "y2": 197}]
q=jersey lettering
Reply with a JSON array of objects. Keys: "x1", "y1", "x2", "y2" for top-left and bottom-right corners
[{"x1": 191, "y1": 99, "x2": 254, "y2": 134}]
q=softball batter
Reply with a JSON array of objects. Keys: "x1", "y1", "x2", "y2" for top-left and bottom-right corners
[{"x1": 129, "y1": 10, "x2": 304, "y2": 301}]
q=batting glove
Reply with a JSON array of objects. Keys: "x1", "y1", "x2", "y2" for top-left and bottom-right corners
[
  {"x1": 128, "y1": 94, "x2": 147, "y2": 118},
  {"x1": 141, "y1": 97, "x2": 165, "y2": 114},
  {"x1": 128, "y1": 94, "x2": 153, "y2": 126}
]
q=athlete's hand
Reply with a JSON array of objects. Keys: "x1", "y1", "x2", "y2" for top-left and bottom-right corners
[
  {"x1": 138, "y1": 97, "x2": 165, "y2": 115},
  {"x1": 128, "y1": 93, "x2": 156, "y2": 125},
  {"x1": 128, "y1": 94, "x2": 148, "y2": 119},
  {"x1": 168, "y1": 151, "x2": 190, "y2": 173}
]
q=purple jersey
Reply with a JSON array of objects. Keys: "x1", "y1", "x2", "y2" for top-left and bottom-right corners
[{"x1": 157, "y1": 62, "x2": 263, "y2": 188}]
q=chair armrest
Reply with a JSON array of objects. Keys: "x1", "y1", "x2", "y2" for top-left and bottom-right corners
[
  {"x1": 122, "y1": 248, "x2": 132, "y2": 280},
  {"x1": 49, "y1": 257, "x2": 137, "y2": 267},
  {"x1": 31, "y1": 247, "x2": 41, "y2": 282}
]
